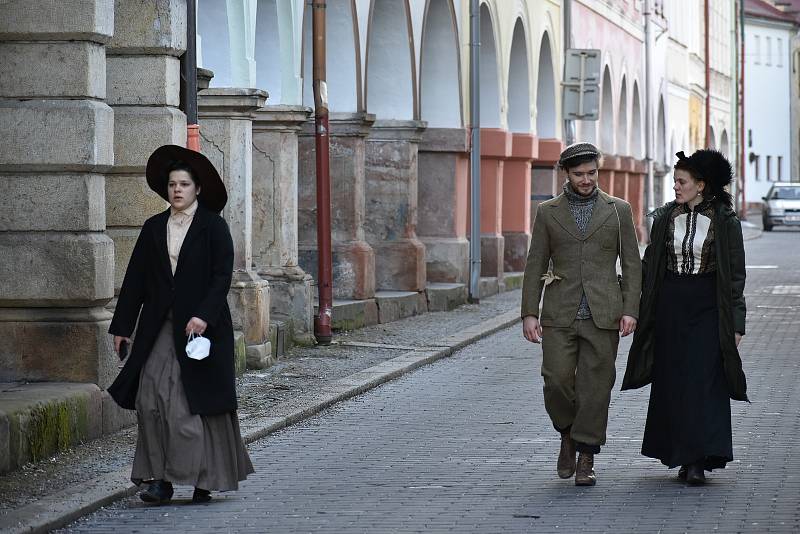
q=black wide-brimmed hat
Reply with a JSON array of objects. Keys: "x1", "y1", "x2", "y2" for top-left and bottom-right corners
[
  {"x1": 675, "y1": 149, "x2": 734, "y2": 207},
  {"x1": 146, "y1": 145, "x2": 227, "y2": 213}
]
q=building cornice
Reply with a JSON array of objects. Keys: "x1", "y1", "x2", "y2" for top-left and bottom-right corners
[
  {"x1": 575, "y1": 0, "x2": 645, "y2": 42},
  {"x1": 745, "y1": 16, "x2": 797, "y2": 32}
]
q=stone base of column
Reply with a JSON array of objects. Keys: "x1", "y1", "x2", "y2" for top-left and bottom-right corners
[
  {"x1": 480, "y1": 234, "x2": 505, "y2": 279},
  {"x1": 259, "y1": 266, "x2": 316, "y2": 347},
  {"x1": 502, "y1": 231, "x2": 530, "y2": 272},
  {"x1": 373, "y1": 238, "x2": 426, "y2": 292},
  {"x1": 299, "y1": 240, "x2": 376, "y2": 301},
  {"x1": 228, "y1": 271, "x2": 272, "y2": 369},
  {"x1": 419, "y1": 236, "x2": 469, "y2": 284},
  {"x1": 0, "y1": 308, "x2": 115, "y2": 386}
]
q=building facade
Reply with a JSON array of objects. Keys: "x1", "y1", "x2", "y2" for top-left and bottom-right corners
[{"x1": 744, "y1": 0, "x2": 796, "y2": 204}]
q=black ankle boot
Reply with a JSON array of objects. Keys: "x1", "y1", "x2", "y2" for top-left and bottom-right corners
[
  {"x1": 139, "y1": 480, "x2": 174, "y2": 504},
  {"x1": 192, "y1": 488, "x2": 212, "y2": 503},
  {"x1": 686, "y1": 463, "x2": 706, "y2": 486}
]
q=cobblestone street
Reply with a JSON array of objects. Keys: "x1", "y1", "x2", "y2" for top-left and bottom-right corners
[{"x1": 59, "y1": 228, "x2": 800, "y2": 533}]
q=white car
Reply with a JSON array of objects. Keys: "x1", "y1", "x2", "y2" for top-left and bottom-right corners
[{"x1": 762, "y1": 183, "x2": 800, "y2": 231}]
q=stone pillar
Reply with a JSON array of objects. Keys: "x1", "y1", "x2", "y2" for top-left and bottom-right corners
[
  {"x1": 251, "y1": 105, "x2": 315, "y2": 345},
  {"x1": 198, "y1": 88, "x2": 272, "y2": 368},
  {"x1": 530, "y1": 139, "x2": 564, "y2": 222},
  {"x1": 629, "y1": 159, "x2": 648, "y2": 241},
  {"x1": 479, "y1": 128, "x2": 512, "y2": 279},
  {"x1": 599, "y1": 155, "x2": 620, "y2": 196},
  {"x1": 364, "y1": 120, "x2": 427, "y2": 291},
  {"x1": 298, "y1": 113, "x2": 376, "y2": 300},
  {"x1": 502, "y1": 133, "x2": 538, "y2": 272},
  {"x1": 613, "y1": 155, "x2": 630, "y2": 199},
  {"x1": 0, "y1": 1, "x2": 116, "y2": 385},
  {"x1": 105, "y1": 0, "x2": 186, "y2": 299},
  {"x1": 618, "y1": 156, "x2": 636, "y2": 201},
  {"x1": 418, "y1": 128, "x2": 470, "y2": 284}
]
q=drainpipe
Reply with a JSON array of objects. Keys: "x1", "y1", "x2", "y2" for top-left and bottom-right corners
[
  {"x1": 468, "y1": 0, "x2": 481, "y2": 303},
  {"x1": 312, "y1": 0, "x2": 333, "y2": 344},
  {"x1": 183, "y1": 0, "x2": 200, "y2": 151},
  {"x1": 705, "y1": 0, "x2": 712, "y2": 148},
  {"x1": 563, "y1": 0, "x2": 575, "y2": 145},
  {"x1": 738, "y1": 0, "x2": 747, "y2": 219},
  {"x1": 644, "y1": 0, "x2": 655, "y2": 215}
]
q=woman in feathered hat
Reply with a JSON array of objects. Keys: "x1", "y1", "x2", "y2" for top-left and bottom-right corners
[
  {"x1": 622, "y1": 149, "x2": 748, "y2": 485},
  {"x1": 108, "y1": 145, "x2": 253, "y2": 504}
]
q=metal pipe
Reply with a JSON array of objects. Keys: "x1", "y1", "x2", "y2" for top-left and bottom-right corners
[
  {"x1": 183, "y1": 0, "x2": 200, "y2": 151},
  {"x1": 644, "y1": 0, "x2": 655, "y2": 216},
  {"x1": 312, "y1": 0, "x2": 333, "y2": 344},
  {"x1": 704, "y1": 0, "x2": 712, "y2": 148},
  {"x1": 738, "y1": 0, "x2": 747, "y2": 218},
  {"x1": 563, "y1": 0, "x2": 575, "y2": 145},
  {"x1": 468, "y1": 0, "x2": 481, "y2": 303}
]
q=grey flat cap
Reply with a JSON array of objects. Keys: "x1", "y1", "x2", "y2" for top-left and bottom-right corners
[{"x1": 558, "y1": 142, "x2": 601, "y2": 167}]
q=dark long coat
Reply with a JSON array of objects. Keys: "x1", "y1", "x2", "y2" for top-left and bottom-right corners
[
  {"x1": 108, "y1": 205, "x2": 237, "y2": 415},
  {"x1": 621, "y1": 201, "x2": 748, "y2": 401}
]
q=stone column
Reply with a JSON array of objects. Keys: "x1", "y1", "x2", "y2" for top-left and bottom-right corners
[
  {"x1": 502, "y1": 133, "x2": 538, "y2": 273},
  {"x1": 530, "y1": 139, "x2": 563, "y2": 222},
  {"x1": 417, "y1": 128, "x2": 470, "y2": 284},
  {"x1": 479, "y1": 128, "x2": 512, "y2": 279},
  {"x1": 364, "y1": 120, "x2": 428, "y2": 291},
  {"x1": 629, "y1": 159, "x2": 648, "y2": 241},
  {"x1": 199, "y1": 88, "x2": 272, "y2": 368},
  {"x1": 0, "y1": 1, "x2": 116, "y2": 385},
  {"x1": 613, "y1": 155, "x2": 630, "y2": 200},
  {"x1": 105, "y1": 0, "x2": 186, "y2": 300},
  {"x1": 599, "y1": 155, "x2": 620, "y2": 196},
  {"x1": 251, "y1": 105, "x2": 315, "y2": 345},
  {"x1": 298, "y1": 113, "x2": 376, "y2": 300}
]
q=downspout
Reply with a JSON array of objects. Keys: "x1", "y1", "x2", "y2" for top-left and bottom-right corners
[
  {"x1": 312, "y1": 0, "x2": 333, "y2": 344},
  {"x1": 563, "y1": 0, "x2": 575, "y2": 145},
  {"x1": 468, "y1": 0, "x2": 481, "y2": 303},
  {"x1": 183, "y1": 0, "x2": 200, "y2": 151},
  {"x1": 644, "y1": 0, "x2": 655, "y2": 216},
  {"x1": 739, "y1": 0, "x2": 747, "y2": 218},
  {"x1": 705, "y1": 0, "x2": 712, "y2": 148}
]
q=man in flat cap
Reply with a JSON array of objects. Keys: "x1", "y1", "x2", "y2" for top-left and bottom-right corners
[{"x1": 521, "y1": 142, "x2": 641, "y2": 486}]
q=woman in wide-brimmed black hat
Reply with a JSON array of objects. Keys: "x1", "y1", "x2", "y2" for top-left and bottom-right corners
[
  {"x1": 108, "y1": 145, "x2": 253, "y2": 504},
  {"x1": 622, "y1": 149, "x2": 748, "y2": 486}
]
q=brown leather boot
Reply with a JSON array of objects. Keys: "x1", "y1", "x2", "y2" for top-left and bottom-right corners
[
  {"x1": 557, "y1": 431, "x2": 577, "y2": 479},
  {"x1": 575, "y1": 452, "x2": 597, "y2": 486}
]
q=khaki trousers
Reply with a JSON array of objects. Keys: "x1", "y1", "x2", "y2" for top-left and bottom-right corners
[{"x1": 541, "y1": 319, "x2": 620, "y2": 450}]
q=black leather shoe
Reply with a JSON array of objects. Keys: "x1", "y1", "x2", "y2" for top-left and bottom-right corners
[
  {"x1": 139, "y1": 480, "x2": 174, "y2": 504},
  {"x1": 678, "y1": 466, "x2": 688, "y2": 481},
  {"x1": 192, "y1": 488, "x2": 212, "y2": 503},
  {"x1": 686, "y1": 463, "x2": 706, "y2": 486}
]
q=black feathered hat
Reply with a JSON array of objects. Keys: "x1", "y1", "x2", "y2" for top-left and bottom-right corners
[
  {"x1": 146, "y1": 145, "x2": 227, "y2": 213},
  {"x1": 674, "y1": 149, "x2": 733, "y2": 207}
]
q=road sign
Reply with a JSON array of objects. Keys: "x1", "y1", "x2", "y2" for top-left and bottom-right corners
[{"x1": 562, "y1": 48, "x2": 601, "y2": 120}]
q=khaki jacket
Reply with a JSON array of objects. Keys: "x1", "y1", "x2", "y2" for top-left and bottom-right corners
[{"x1": 520, "y1": 189, "x2": 642, "y2": 330}]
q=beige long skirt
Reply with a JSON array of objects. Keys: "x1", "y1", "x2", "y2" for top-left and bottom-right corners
[{"x1": 131, "y1": 317, "x2": 254, "y2": 491}]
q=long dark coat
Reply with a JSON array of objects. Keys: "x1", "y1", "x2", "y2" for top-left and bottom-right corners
[
  {"x1": 621, "y1": 201, "x2": 748, "y2": 401},
  {"x1": 107, "y1": 204, "x2": 237, "y2": 415}
]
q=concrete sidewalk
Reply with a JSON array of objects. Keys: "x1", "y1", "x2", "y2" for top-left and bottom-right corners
[{"x1": 0, "y1": 289, "x2": 524, "y2": 534}]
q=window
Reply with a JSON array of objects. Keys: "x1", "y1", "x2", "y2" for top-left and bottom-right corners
[
  {"x1": 755, "y1": 155, "x2": 760, "y2": 181},
  {"x1": 778, "y1": 156, "x2": 783, "y2": 181},
  {"x1": 767, "y1": 155, "x2": 772, "y2": 181},
  {"x1": 766, "y1": 36, "x2": 772, "y2": 66},
  {"x1": 778, "y1": 38, "x2": 783, "y2": 67},
  {"x1": 755, "y1": 35, "x2": 762, "y2": 64}
]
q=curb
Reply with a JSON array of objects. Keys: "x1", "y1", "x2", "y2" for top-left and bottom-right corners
[{"x1": 0, "y1": 310, "x2": 521, "y2": 534}]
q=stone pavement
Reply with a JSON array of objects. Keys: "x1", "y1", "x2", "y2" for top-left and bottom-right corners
[{"x1": 52, "y1": 227, "x2": 798, "y2": 532}]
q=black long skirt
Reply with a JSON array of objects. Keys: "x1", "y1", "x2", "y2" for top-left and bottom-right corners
[{"x1": 641, "y1": 271, "x2": 733, "y2": 471}]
